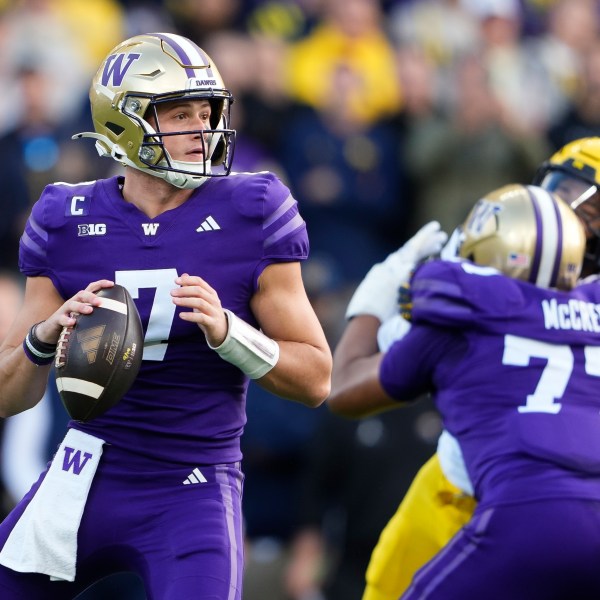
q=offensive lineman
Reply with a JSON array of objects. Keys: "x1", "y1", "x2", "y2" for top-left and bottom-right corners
[
  {"x1": 330, "y1": 184, "x2": 600, "y2": 599},
  {"x1": 360, "y1": 137, "x2": 600, "y2": 600}
]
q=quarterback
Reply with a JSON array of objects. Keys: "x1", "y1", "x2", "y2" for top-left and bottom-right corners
[{"x1": 0, "y1": 33, "x2": 331, "y2": 599}]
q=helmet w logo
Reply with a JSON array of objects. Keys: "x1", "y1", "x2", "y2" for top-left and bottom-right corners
[
  {"x1": 465, "y1": 200, "x2": 502, "y2": 235},
  {"x1": 101, "y1": 53, "x2": 141, "y2": 86}
]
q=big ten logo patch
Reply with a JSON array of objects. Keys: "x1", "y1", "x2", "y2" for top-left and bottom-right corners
[{"x1": 78, "y1": 224, "x2": 107, "y2": 236}]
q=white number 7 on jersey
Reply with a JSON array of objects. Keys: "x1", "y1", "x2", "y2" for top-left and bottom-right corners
[
  {"x1": 503, "y1": 334, "x2": 600, "y2": 415},
  {"x1": 503, "y1": 335, "x2": 570, "y2": 414},
  {"x1": 115, "y1": 268, "x2": 179, "y2": 361}
]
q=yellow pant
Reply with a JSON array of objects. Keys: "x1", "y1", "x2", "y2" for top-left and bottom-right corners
[{"x1": 362, "y1": 454, "x2": 476, "y2": 600}]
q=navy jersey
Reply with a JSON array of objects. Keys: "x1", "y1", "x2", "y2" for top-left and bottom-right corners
[
  {"x1": 380, "y1": 259, "x2": 600, "y2": 507},
  {"x1": 19, "y1": 173, "x2": 308, "y2": 467}
]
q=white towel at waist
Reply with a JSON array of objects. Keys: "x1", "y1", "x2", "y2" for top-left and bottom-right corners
[{"x1": 0, "y1": 428, "x2": 105, "y2": 582}]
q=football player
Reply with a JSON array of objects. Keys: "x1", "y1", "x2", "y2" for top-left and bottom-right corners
[
  {"x1": 356, "y1": 137, "x2": 600, "y2": 600},
  {"x1": 534, "y1": 137, "x2": 600, "y2": 278},
  {"x1": 330, "y1": 184, "x2": 600, "y2": 598},
  {"x1": 0, "y1": 33, "x2": 332, "y2": 599}
]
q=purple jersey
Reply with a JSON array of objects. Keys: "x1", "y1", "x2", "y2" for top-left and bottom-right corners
[
  {"x1": 380, "y1": 259, "x2": 600, "y2": 507},
  {"x1": 19, "y1": 173, "x2": 308, "y2": 467}
]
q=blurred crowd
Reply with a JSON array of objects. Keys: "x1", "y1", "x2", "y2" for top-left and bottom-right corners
[{"x1": 1, "y1": 0, "x2": 600, "y2": 598}]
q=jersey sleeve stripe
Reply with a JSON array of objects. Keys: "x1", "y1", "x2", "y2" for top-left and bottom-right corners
[
  {"x1": 20, "y1": 230, "x2": 46, "y2": 258},
  {"x1": 27, "y1": 214, "x2": 48, "y2": 242},
  {"x1": 263, "y1": 213, "x2": 306, "y2": 249},
  {"x1": 263, "y1": 194, "x2": 295, "y2": 229}
]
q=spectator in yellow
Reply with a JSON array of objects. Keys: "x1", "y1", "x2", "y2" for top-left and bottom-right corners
[{"x1": 285, "y1": 0, "x2": 402, "y2": 126}]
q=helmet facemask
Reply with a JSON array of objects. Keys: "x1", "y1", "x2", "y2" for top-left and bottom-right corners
[
  {"x1": 533, "y1": 137, "x2": 600, "y2": 276},
  {"x1": 536, "y1": 168, "x2": 600, "y2": 277},
  {"x1": 129, "y1": 91, "x2": 236, "y2": 188}
]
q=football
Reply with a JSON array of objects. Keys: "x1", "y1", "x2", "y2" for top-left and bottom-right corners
[{"x1": 54, "y1": 284, "x2": 144, "y2": 422}]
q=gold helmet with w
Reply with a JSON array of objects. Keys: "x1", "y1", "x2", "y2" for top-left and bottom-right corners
[
  {"x1": 73, "y1": 32, "x2": 235, "y2": 189},
  {"x1": 458, "y1": 184, "x2": 586, "y2": 290}
]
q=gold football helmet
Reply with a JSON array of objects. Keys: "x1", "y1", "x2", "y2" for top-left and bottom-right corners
[
  {"x1": 534, "y1": 137, "x2": 600, "y2": 275},
  {"x1": 458, "y1": 184, "x2": 586, "y2": 290},
  {"x1": 73, "y1": 33, "x2": 235, "y2": 189}
]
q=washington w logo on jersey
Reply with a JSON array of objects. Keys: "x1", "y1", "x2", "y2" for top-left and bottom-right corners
[{"x1": 142, "y1": 223, "x2": 159, "y2": 235}]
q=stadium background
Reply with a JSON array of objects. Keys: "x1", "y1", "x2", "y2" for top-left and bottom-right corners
[{"x1": 0, "y1": 0, "x2": 598, "y2": 598}]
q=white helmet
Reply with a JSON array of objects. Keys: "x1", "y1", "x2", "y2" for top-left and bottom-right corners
[{"x1": 74, "y1": 32, "x2": 236, "y2": 189}]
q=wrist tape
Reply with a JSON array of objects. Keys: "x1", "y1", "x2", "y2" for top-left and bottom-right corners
[
  {"x1": 209, "y1": 309, "x2": 280, "y2": 379},
  {"x1": 23, "y1": 321, "x2": 57, "y2": 366}
]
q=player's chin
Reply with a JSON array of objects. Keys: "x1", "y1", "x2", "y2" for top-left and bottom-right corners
[{"x1": 184, "y1": 153, "x2": 205, "y2": 162}]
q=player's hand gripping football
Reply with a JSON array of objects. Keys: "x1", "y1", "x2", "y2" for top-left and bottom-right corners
[
  {"x1": 345, "y1": 221, "x2": 448, "y2": 322},
  {"x1": 34, "y1": 279, "x2": 115, "y2": 345}
]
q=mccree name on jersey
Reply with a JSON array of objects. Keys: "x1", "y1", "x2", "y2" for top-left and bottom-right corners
[{"x1": 542, "y1": 298, "x2": 600, "y2": 332}]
